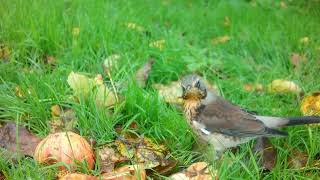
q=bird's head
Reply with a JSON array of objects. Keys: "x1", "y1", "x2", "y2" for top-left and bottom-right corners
[{"x1": 181, "y1": 74, "x2": 207, "y2": 100}]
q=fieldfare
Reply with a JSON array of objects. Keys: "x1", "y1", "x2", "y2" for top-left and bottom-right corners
[{"x1": 181, "y1": 74, "x2": 320, "y2": 158}]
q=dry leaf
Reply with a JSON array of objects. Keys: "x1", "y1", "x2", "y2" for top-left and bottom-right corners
[
  {"x1": 223, "y1": 16, "x2": 231, "y2": 27},
  {"x1": 45, "y1": 55, "x2": 56, "y2": 64},
  {"x1": 288, "y1": 149, "x2": 308, "y2": 169},
  {"x1": 72, "y1": 27, "x2": 80, "y2": 36},
  {"x1": 59, "y1": 173, "x2": 97, "y2": 180},
  {"x1": 280, "y1": 1, "x2": 287, "y2": 8},
  {"x1": 95, "y1": 84, "x2": 117, "y2": 107},
  {"x1": 15, "y1": 86, "x2": 24, "y2": 98},
  {"x1": 185, "y1": 162, "x2": 209, "y2": 177},
  {"x1": 253, "y1": 137, "x2": 277, "y2": 171},
  {"x1": 102, "y1": 54, "x2": 121, "y2": 74},
  {"x1": 153, "y1": 81, "x2": 183, "y2": 105},
  {"x1": 115, "y1": 122, "x2": 138, "y2": 133},
  {"x1": 0, "y1": 172, "x2": 5, "y2": 180},
  {"x1": 211, "y1": 35, "x2": 230, "y2": 45},
  {"x1": 97, "y1": 145, "x2": 128, "y2": 173},
  {"x1": 250, "y1": 0, "x2": 257, "y2": 7},
  {"x1": 255, "y1": 84, "x2": 263, "y2": 91},
  {"x1": 94, "y1": 74, "x2": 104, "y2": 85},
  {"x1": 0, "y1": 122, "x2": 42, "y2": 157},
  {"x1": 49, "y1": 105, "x2": 78, "y2": 133},
  {"x1": 149, "y1": 40, "x2": 165, "y2": 50},
  {"x1": 115, "y1": 133, "x2": 172, "y2": 170},
  {"x1": 126, "y1": 22, "x2": 145, "y2": 32},
  {"x1": 0, "y1": 45, "x2": 10, "y2": 60},
  {"x1": 290, "y1": 53, "x2": 307, "y2": 69},
  {"x1": 136, "y1": 137, "x2": 168, "y2": 169},
  {"x1": 243, "y1": 83, "x2": 263, "y2": 92},
  {"x1": 67, "y1": 72, "x2": 117, "y2": 107},
  {"x1": 51, "y1": 105, "x2": 61, "y2": 117},
  {"x1": 299, "y1": 37, "x2": 310, "y2": 45},
  {"x1": 300, "y1": 92, "x2": 320, "y2": 116},
  {"x1": 153, "y1": 159, "x2": 178, "y2": 175},
  {"x1": 135, "y1": 59, "x2": 154, "y2": 88},
  {"x1": 67, "y1": 71, "x2": 96, "y2": 97},
  {"x1": 267, "y1": 79, "x2": 301, "y2": 94},
  {"x1": 102, "y1": 165, "x2": 146, "y2": 180}
]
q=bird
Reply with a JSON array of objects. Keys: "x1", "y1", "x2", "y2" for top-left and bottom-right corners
[{"x1": 180, "y1": 74, "x2": 320, "y2": 159}]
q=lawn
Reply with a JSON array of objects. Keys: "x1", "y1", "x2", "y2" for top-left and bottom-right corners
[{"x1": 1, "y1": 0, "x2": 320, "y2": 179}]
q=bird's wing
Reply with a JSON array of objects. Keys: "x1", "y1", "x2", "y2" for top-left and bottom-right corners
[{"x1": 198, "y1": 97, "x2": 287, "y2": 137}]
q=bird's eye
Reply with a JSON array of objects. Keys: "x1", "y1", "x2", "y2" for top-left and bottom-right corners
[
  {"x1": 182, "y1": 85, "x2": 186, "y2": 92},
  {"x1": 195, "y1": 80, "x2": 200, "y2": 88}
]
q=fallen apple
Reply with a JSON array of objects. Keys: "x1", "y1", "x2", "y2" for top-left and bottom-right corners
[
  {"x1": 59, "y1": 173, "x2": 97, "y2": 180},
  {"x1": 34, "y1": 132, "x2": 95, "y2": 170}
]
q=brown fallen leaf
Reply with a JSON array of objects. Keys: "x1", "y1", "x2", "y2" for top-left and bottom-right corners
[
  {"x1": 299, "y1": 37, "x2": 310, "y2": 45},
  {"x1": 136, "y1": 137, "x2": 169, "y2": 169},
  {"x1": 280, "y1": 1, "x2": 287, "y2": 9},
  {"x1": 102, "y1": 54, "x2": 121, "y2": 74},
  {"x1": 288, "y1": 149, "x2": 308, "y2": 169},
  {"x1": 243, "y1": 84, "x2": 253, "y2": 91},
  {"x1": 153, "y1": 159, "x2": 178, "y2": 175},
  {"x1": 115, "y1": 122, "x2": 138, "y2": 133},
  {"x1": 15, "y1": 86, "x2": 24, "y2": 98},
  {"x1": 300, "y1": 92, "x2": 320, "y2": 116},
  {"x1": 185, "y1": 162, "x2": 209, "y2": 177},
  {"x1": 126, "y1": 22, "x2": 145, "y2": 32},
  {"x1": 290, "y1": 53, "x2": 307, "y2": 69},
  {"x1": 253, "y1": 137, "x2": 277, "y2": 171},
  {"x1": 243, "y1": 83, "x2": 263, "y2": 92},
  {"x1": 94, "y1": 74, "x2": 104, "y2": 85},
  {"x1": 149, "y1": 40, "x2": 165, "y2": 50},
  {"x1": 49, "y1": 105, "x2": 78, "y2": 133},
  {"x1": 310, "y1": 160, "x2": 320, "y2": 169},
  {"x1": 102, "y1": 165, "x2": 146, "y2": 180},
  {"x1": 153, "y1": 81, "x2": 183, "y2": 105},
  {"x1": 72, "y1": 27, "x2": 80, "y2": 37},
  {"x1": 45, "y1": 55, "x2": 56, "y2": 65},
  {"x1": 0, "y1": 122, "x2": 42, "y2": 157},
  {"x1": 97, "y1": 145, "x2": 128, "y2": 173},
  {"x1": 0, "y1": 171, "x2": 5, "y2": 180},
  {"x1": 51, "y1": 104, "x2": 61, "y2": 117},
  {"x1": 211, "y1": 35, "x2": 230, "y2": 45},
  {"x1": 67, "y1": 71, "x2": 96, "y2": 97},
  {"x1": 267, "y1": 79, "x2": 301, "y2": 94},
  {"x1": 223, "y1": 16, "x2": 231, "y2": 27},
  {"x1": 0, "y1": 44, "x2": 10, "y2": 60},
  {"x1": 135, "y1": 59, "x2": 154, "y2": 88},
  {"x1": 94, "y1": 84, "x2": 118, "y2": 107},
  {"x1": 250, "y1": 0, "x2": 257, "y2": 7},
  {"x1": 67, "y1": 72, "x2": 118, "y2": 107},
  {"x1": 115, "y1": 133, "x2": 173, "y2": 170}
]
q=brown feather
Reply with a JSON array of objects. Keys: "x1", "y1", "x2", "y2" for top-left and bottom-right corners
[{"x1": 198, "y1": 96, "x2": 285, "y2": 137}]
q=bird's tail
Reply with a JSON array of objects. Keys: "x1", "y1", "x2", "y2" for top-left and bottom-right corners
[
  {"x1": 286, "y1": 116, "x2": 320, "y2": 126},
  {"x1": 256, "y1": 115, "x2": 320, "y2": 128}
]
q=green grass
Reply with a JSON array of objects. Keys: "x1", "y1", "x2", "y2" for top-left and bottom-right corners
[{"x1": 1, "y1": 0, "x2": 320, "y2": 179}]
